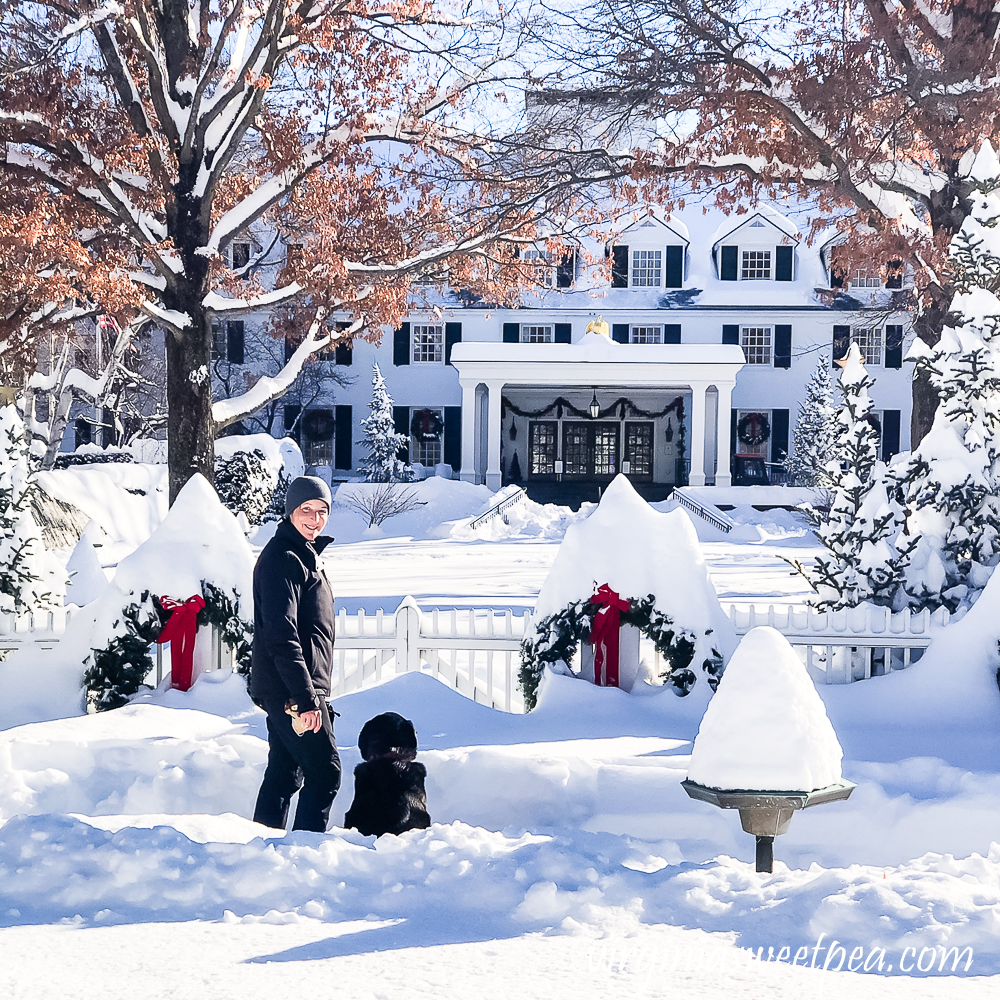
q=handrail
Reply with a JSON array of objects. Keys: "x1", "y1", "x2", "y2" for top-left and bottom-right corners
[
  {"x1": 673, "y1": 488, "x2": 735, "y2": 533},
  {"x1": 469, "y1": 486, "x2": 527, "y2": 530}
]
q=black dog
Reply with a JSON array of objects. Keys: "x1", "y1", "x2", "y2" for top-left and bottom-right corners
[{"x1": 344, "y1": 712, "x2": 431, "y2": 837}]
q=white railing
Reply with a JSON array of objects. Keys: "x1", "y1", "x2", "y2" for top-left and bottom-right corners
[
  {"x1": 0, "y1": 608, "x2": 75, "y2": 651},
  {"x1": 469, "y1": 486, "x2": 527, "y2": 530},
  {"x1": 330, "y1": 596, "x2": 531, "y2": 712},
  {"x1": 673, "y1": 488, "x2": 735, "y2": 533},
  {"x1": 727, "y1": 602, "x2": 951, "y2": 684}
]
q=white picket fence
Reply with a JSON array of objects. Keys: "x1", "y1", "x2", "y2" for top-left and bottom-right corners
[{"x1": 1, "y1": 598, "x2": 954, "y2": 707}]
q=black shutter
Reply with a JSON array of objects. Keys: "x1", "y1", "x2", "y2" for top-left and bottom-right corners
[
  {"x1": 554, "y1": 323, "x2": 572, "y2": 344},
  {"x1": 665, "y1": 245, "x2": 683, "y2": 287},
  {"x1": 885, "y1": 325, "x2": 903, "y2": 369},
  {"x1": 503, "y1": 322, "x2": 520, "y2": 343},
  {"x1": 285, "y1": 332, "x2": 296, "y2": 363},
  {"x1": 284, "y1": 405, "x2": 301, "y2": 443},
  {"x1": 445, "y1": 322, "x2": 462, "y2": 365},
  {"x1": 612, "y1": 324, "x2": 630, "y2": 344},
  {"x1": 556, "y1": 251, "x2": 575, "y2": 288},
  {"x1": 612, "y1": 245, "x2": 629, "y2": 287},
  {"x1": 444, "y1": 406, "x2": 462, "y2": 470},
  {"x1": 774, "y1": 324, "x2": 792, "y2": 368},
  {"x1": 226, "y1": 320, "x2": 245, "y2": 364},
  {"x1": 885, "y1": 261, "x2": 903, "y2": 289},
  {"x1": 334, "y1": 405, "x2": 352, "y2": 469},
  {"x1": 770, "y1": 409, "x2": 789, "y2": 464},
  {"x1": 830, "y1": 268, "x2": 844, "y2": 288},
  {"x1": 720, "y1": 245, "x2": 738, "y2": 281},
  {"x1": 335, "y1": 341, "x2": 353, "y2": 366},
  {"x1": 775, "y1": 246, "x2": 793, "y2": 282},
  {"x1": 663, "y1": 324, "x2": 681, "y2": 344},
  {"x1": 722, "y1": 324, "x2": 740, "y2": 345},
  {"x1": 393, "y1": 323, "x2": 410, "y2": 366},
  {"x1": 393, "y1": 406, "x2": 410, "y2": 463},
  {"x1": 730, "y1": 408, "x2": 738, "y2": 456},
  {"x1": 882, "y1": 409, "x2": 901, "y2": 461},
  {"x1": 833, "y1": 325, "x2": 850, "y2": 367}
]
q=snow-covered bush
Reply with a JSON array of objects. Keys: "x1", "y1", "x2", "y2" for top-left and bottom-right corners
[
  {"x1": 214, "y1": 448, "x2": 274, "y2": 525},
  {"x1": 359, "y1": 364, "x2": 412, "y2": 483},
  {"x1": 784, "y1": 354, "x2": 838, "y2": 488},
  {"x1": 892, "y1": 143, "x2": 1000, "y2": 612},
  {"x1": 0, "y1": 405, "x2": 63, "y2": 614},
  {"x1": 344, "y1": 483, "x2": 423, "y2": 527},
  {"x1": 797, "y1": 345, "x2": 905, "y2": 610}
]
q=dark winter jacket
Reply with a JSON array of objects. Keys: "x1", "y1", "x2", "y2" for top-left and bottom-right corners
[
  {"x1": 250, "y1": 517, "x2": 336, "y2": 712},
  {"x1": 344, "y1": 759, "x2": 431, "y2": 837}
]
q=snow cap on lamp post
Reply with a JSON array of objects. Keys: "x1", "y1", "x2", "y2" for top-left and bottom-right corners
[{"x1": 683, "y1": 626, "x2": 854, "y2": 873}]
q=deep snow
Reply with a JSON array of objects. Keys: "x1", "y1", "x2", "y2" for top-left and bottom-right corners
[{"x1": 2, "y1": 471, "x2": 999, "y2": 998}]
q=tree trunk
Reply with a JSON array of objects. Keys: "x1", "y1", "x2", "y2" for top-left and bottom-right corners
[{"x1": 165, "y1": 324, "x2": 214, "y2": 504}]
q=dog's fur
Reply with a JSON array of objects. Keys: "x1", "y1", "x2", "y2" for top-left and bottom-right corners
[{"x1": 344, "y1": 712, "x2": 431, "y2": 837}]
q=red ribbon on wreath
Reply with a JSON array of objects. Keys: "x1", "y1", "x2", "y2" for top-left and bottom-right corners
[
  {"x1": 156, "y1": 595, "x2": 206, "y2": 691},
  {"x1": 588, "y1": 584, "x2": 630, "y2": 687}
]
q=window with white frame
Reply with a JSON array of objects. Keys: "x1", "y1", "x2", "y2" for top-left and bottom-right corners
[
  {"x1": 631, "y1": 249, "x2": 662, "y2": 287},
  {"x1": 412, "y1": 324, "x2": 443, "y2": 362},
  {"x1": 522, "y1": 249, "x2": 556, "y2": 288},
  {"x1": 741, "y1": 250, "x2": 771, "y2": 280},
  {"x1": 850, "y1": 266, "x2": 882, "y2": 288},
  {"x1": 854, "y1": 325, "x2": 883, "y2": 365},
  {"x1": 741, "y1": 326, "x2": 772, "y2": 365},
  {"x1": 521, "y1": 324, "x2": 553, "y2": 343},
  {"x1": 630, "y1": 325, "x2": 662, "y2": 344}
]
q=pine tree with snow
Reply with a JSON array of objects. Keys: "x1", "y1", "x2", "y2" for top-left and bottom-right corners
[
  {"x1": 892, "y1": 142, "x2": 1000, "y2": 613},
  {"x1": 358, "y1": 365, "x2": 412, "y2": 483},
  {"x1": 801, "y1": 345, "x2": 905, "y2": 610},
  {"x1": 785, "y1": 354, "x2": 838, "y2": 488},
  {"x1": 0, "y1": 405, "x2": 61, "y2": 614}
]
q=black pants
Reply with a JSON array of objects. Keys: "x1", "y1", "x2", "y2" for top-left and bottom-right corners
[{"x1": 253, "y1": 700, "x2": 342, "y2": 833}]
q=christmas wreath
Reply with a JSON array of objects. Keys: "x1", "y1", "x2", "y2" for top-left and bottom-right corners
[
  {"x1": 302, "y1": 409, "x2": 335, "y2": 440},
  {"x1": 410, "y1": 408, "x2": 443, "y2": 442},
  {"x1": 737, "y1": 412, "x2": 770, "y2": 447},
  {"x1": 518, "y1": 593, "x2": 724, "y2": 711}
]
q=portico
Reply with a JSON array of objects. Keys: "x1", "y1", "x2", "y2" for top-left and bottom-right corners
[{"x1": 450, "y1": 338, "x2": 746, "y2": 491}]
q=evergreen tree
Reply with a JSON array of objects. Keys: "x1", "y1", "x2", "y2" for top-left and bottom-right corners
[
  {"x1": 785, "y1": 354, "x2": 838, "y2": 488},
  {"x1": 802, "y1": 345, "x2": 905, "y2": 610},
  {"x1": 892, "y1": 142, "x2": 1000, "y2": 612},
  {"x1": 0, "y1": 405, "x2": 61, "y2": 614},
  {"x1": 358, "y1": 365, "x2": 411, "y2": 483}
]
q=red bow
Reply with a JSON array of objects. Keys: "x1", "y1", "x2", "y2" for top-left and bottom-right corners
[
  {"x1": 156, "y1": 595, "x2": 206, "y2": 691},
  {"x1": 588, "y1": 584, "x2": 629, "y2": 687}
]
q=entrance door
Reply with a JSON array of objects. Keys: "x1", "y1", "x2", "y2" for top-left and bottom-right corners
[
  {"x1": 624, "y1": 422, "x2": 654, "y2": 480},
  {"x1": 562, "y1": 422, "x2": 620, "y2": 479},
  {"x1": 529, "y1": 421, "x2": 557, "y2": 477}
]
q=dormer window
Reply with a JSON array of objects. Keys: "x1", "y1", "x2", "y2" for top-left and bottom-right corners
[
  {"x1": 631, "y1": 249, "x2": 662, "y2": 287},
  {"x1": 522, "y1": 249, "x2": 556, "y2": 288},
  {"x1": 741, "y1": 250, "x2": 771, "y2": 280},
  {"x1": 611, "y1": 244, "x2": 684, "y2": 288},
  {"x1": 714, "y1": 209, "x2": 798, "y2": 282},
  {"x1": 231, "y1": 241, "x2": 251, "y2": 270}
]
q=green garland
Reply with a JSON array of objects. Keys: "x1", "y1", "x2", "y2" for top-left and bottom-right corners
[{"x1": 518, "y1": 593, "x2": 724, "y2": 711}]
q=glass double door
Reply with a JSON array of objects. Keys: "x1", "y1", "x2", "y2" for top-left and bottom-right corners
[
  {"x1": 528, "y1": 420, "x2": 654, "y2": 480},
  {"x1": 563, "y1": 422, "x2": 619, "y2": 479}
]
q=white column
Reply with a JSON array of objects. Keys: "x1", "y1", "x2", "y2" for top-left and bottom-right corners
[
  {"x1": 459, "y1": 380, "x2": 478, "y2": 483},
  {"x1": 715, "y1": 381, "x2": 734, "y2": 487},
  {"x1": 688, "y1": 383, "x2": 707, "y2": 486},
  {"x1": 485, "y1": 380, "x2": 504, "y2": 491}
]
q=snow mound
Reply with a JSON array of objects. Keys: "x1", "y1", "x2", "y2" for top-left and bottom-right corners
[{"x1": 687, "y1": 626, "x2": 843, "y2": 792}]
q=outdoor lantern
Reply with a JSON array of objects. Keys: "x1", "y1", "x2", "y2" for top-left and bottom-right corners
[{"x1": 589, "y1": 389, "x2": 601, "y2": 419}]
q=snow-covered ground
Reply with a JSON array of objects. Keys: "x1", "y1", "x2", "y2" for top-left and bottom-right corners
[{"x1": 3, "y1": 469, "x2": 999, "y2": 998}]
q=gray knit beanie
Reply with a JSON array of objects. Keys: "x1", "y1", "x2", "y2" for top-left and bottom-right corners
[{"x1": 284, "y1": 475, "x2": 332, "y2": 516}]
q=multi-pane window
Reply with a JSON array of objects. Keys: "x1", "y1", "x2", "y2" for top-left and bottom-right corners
[
  {"x1": 522, "y1": 250, "x2": 555, "y2": 288},
  {"x1": 231, "y1": 242, "x2": 251, "y2": 270},
  {"x1": 741, "y1": 326, "x2": 772, "y2": 365},
  {"x1": 412, "y1": 408, "x2": 444, "y2": 466},
  {"x1": 631, "y1": 249, "x2": 662, "y2": 287},
  {"x1": 530, "y1": 422, "x2": 557, "y2": 476},
  {"x1": 631, "y1": 325, "x2": 662, "y2": 344},
  {"x1": 741, "y1": 250, "x2": 771, "y2": 280},
  {"x1": 521, "y1": 325, "x2": 553, "y2": 343},
  {"x1": 851, "y1": 267, "x2": 882, "y2": 288},
  {"x1": 211, "y1": 322, "x2": 226, "y2": 359},
  {"x1": 412, "y1": 324, "x2": 443, "y2": 362},
  {"x1": 854, "y1": 325, "x2": 883, "y2": 365}
]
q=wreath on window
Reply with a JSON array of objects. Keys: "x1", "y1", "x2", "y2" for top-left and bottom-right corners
[
  {"x1": 302, "y1": 409, "x2": 335, "y2": 440},
  {"x1": 410, "y1": 408, "x2": 443, "y2": 442},
  {"x1": 737, "y1": 412, "x2": 770, "y2": 447}
]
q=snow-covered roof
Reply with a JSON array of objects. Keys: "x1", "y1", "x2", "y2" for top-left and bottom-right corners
[{"x1": 711, "y1": 205, "x2": 801, "y2": 248}]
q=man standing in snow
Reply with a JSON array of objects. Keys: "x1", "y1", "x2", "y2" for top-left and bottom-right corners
[{"x1": 251, "y1": 476, "x2": 342, "y2": 832}]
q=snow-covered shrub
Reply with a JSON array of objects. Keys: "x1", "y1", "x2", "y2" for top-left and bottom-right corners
[
  {"x1": 214, "y1": 448, "x2": 274, "y2": 525},
  {"x1": 795, "y1": 345, "x2": 906, "y2": 610},
  {"x1": 54, "y1": 448, "x2": 134, "y2": 469},
  {"x1": 892, "y1": 143, "x2": 1000, "y2": 612},
  {"x1": 345, "y1": 483, "x2": 422, "y2": 527},
  {"x1": 0, "y1": 405, "x2": 63, "y2": 614},
  {"x1": 785, "y1": 355, "x2": 838, "y2": 488},
  {"x1": 359, "y1": 364, "x2": 412, "y2": 483}
]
